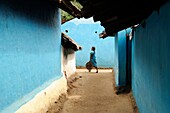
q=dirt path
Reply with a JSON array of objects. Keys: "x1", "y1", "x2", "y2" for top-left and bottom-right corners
[{"x1": 60, "y1": 69, "x2": 134, "y2": 113}]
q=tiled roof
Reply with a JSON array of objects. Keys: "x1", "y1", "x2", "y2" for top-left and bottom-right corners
[{"x1": 61, "y1": 32, "x2": 82, "y2": 51}]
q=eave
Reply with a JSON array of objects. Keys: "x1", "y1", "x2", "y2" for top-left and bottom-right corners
[
  {"x1": 61, "y1": 32, "x2": 82, "y2": 51},
  {"x1": 53, "y1": 0, "x2": 82, "y2": 24},
  {"x1": 76, "y1": 0, "x2": 168, "y2": 38}
]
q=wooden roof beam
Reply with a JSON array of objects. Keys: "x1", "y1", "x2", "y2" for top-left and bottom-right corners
[
  {"x1": 54, "y1": 0, "x2": 82, "y2": 18},
  {"x1": 105, "y1": 14, "x2": 149, "y2": 34},
  {"x1": 101, "y1": 10, "x2": 151, "y2": 27}
]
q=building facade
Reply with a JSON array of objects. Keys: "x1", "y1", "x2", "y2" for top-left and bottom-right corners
[
  {"x1": 61, "y1": 18, "x2": 115, "y2": 68},
  {"x1": 0, "y1": 1, "x2": 67, "y2": 113}
]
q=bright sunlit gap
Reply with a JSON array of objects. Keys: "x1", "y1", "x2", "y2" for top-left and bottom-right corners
[{"x1": 70, "y1": 17, "x2": 101, "y2": 25}]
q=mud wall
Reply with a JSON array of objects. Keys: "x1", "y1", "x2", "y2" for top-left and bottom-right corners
[
  {"x1": 114, "y1": 28, "x2": 131, "y2": 86},
  {"x1": 62, "y1": 47, "x2": 77, "y2": 78},
  {"x1": 0, "y1": 1, "x2": 63, "y2": 112},
  {"x1": 61, "y1": 19, "x2": 115, "y2": 68},
  {"x1": 132, "y1": 1, "x2": 170, "y2": 113}
]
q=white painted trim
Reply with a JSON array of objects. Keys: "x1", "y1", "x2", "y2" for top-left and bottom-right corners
[{"x1": 1, "y1": 75, "x2": 67, "y2": 113}]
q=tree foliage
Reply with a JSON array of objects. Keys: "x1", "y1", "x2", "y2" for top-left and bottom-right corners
[{"x1": 61, "y1": 0, "x2": 82, "y2": 23}]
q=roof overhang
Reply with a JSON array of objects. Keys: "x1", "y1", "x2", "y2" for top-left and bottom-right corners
[
  {"x1": 61, "y1": 32, "x2": 82, "y2": 51},
  {"x1": 76, "y1": 0, "x2": 168, "y2": 38},
  {"x1": 53, "y1": 0, "x2": 82, "y2": 24}
]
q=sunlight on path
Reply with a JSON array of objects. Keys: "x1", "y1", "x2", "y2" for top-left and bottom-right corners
[{"x1": 60, "y1": 69, "x2": 134, "y2": 113}]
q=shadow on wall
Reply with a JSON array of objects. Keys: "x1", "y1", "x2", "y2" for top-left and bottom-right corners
[{"x1": 1, "y1": 0, "x2": 58, "y2": 26}]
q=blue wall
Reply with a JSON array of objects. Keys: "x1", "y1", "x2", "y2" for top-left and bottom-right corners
[
  {"x1": 61, "y1": 18, "x2": 115, "y2": 68},
  {"x1": 132, "y1": 1, "x2": 170, "y2": 113},
  {"x1": 113, "y1": 34, "x2": 119, "y2": 85},
  {"x1": 118, "y1": 30, "x2": 127, "y2": 86},
  {"x1": 0, "y1": 1, "x2": 62, "y2": 112},
  {"x1": 114, "y1": 28, "x2": 131, "y2": 86}
]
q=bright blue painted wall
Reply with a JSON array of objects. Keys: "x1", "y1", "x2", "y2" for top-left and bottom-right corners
[
  {"x1": 0, "y1": 1, "x2": 62, "y2": 112},
  {"x1": 132, "y1": 2, "x2": 170, "y2": 113},
  {"x1": 113, "y1": 34, "x2": 119, "y2": 86},
  {"x1": 61, "y1": 18, "x2": 115, "y2": 68},
  {"x1": 117, "y1": 30, "x2": 127, "y2": 86},
  {"x1": 114, "y1": 28, "x2": 131, "y2": 86}
]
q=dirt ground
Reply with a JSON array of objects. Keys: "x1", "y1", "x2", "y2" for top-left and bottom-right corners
[{"x1": 57, "y1": 68, "x2": 136, "y2": 113}]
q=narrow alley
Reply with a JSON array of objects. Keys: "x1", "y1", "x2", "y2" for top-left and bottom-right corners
[
  {"x1": 56, "y1": 69, "x2": 134, "y2": 113},
  {"x1": 1, "y1": 1, "x2": 170, "y2": 113}
]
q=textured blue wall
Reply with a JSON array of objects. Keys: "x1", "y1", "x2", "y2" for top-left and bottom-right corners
[
  {"x1": 114, "y1": 28, "x2": 131, "y2": 86},
  {"x1": 113, "y1": 34, "x2": 119, "y2": 86},
  {"x1": 118, "y1": 30, "x2": 127, "y2": 86},
  {"x1": 132, "y1": 2, "x2": 170, "y2": 113},
  {"x1": 61, "y1": 19, "x2": 115, "y2": 68},
  {"x1": 0, "y1": 1, "x2": 62, "y2": 112}
]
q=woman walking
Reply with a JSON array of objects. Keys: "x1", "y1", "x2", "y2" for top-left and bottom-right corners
[{"x1": 90, "y1": 46, "x2": 98, "y2": 73}]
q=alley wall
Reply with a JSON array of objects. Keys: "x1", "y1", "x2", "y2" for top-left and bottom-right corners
[
  {"x1": 114, "y1": 28, "x2": 131, "y2": 86},
  {"x1": 61, "y1": 18, "x2": 115, "y2": 68},
  {"x1": 132, "y1": 1, "x2": 170, "y2": 113},
  {"x1": 0, "y1": 1, "x2": 65, "y2": 112}
]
